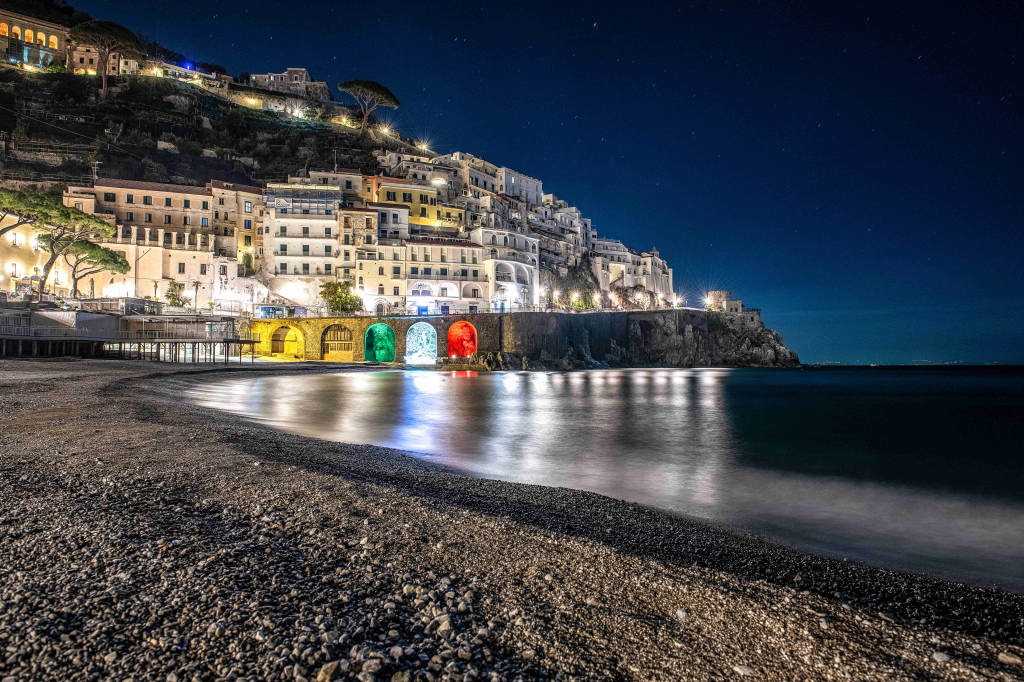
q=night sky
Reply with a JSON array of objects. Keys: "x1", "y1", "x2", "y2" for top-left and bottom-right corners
[{"x1": 74, "y1": 0, "x2": 1023, "y2": 364}]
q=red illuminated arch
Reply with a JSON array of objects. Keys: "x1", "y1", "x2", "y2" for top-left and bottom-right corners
[{"x1": 447, "y1": 321, "x2": 478, "y2": 358}]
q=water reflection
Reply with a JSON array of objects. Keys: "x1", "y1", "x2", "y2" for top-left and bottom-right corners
[{"x1": 188, "y1": 367, "x2": 1024, "y2": 592}]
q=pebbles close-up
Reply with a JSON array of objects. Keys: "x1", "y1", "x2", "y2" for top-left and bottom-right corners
[{"x1": 1, "y1": 359, "x2": 1023, "y2": 681}]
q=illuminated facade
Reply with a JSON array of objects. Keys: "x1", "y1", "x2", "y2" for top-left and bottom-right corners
[{"x1": 0, "y1": 10, "x2": 66, "y2": 69}]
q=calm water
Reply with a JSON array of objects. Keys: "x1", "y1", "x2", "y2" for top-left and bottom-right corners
[{"x1": 188, "y1": 367, "x2": 1024, "y2": 592}]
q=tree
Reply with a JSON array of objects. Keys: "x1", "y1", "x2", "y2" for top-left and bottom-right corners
[
  {"x1": 320, "y1": 280, "x2": 362, "y2": 314},
  {"x1": 69, "y1": 21, "x2": 142, "y2": 99},
  {"x1": 164, "y1": 280, "x2": 190, "y2": 307},
  {"x1": 33, "y1": 206, "x2": 116, "y2": 302},
  {"x1": 191, "y1": 279, "x2": 201, "y2": 311},
  {"x1": 0, "y1": 189, "x2": 67, "y2": 241},
  {"x1": 336, "y1": 80, "x2": 399, "y2": 133},
  {"x1": 62, "y1": 240, "x2": 129, "y2": 298}
]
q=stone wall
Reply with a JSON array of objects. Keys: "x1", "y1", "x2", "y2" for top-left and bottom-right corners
[{"x1": 244, "y1": 309, "x2": 799, "y2": 368}]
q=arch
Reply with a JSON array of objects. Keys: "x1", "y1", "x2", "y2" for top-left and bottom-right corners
[
  {"x1": 374, "y1": 299, "x2": 389, "y2": 316},
  {"x1": 48, "y1": 35, "x2": 58, "y2": 49},
  {"x1": 321, "y1": 324, "x2": 353, "y2": 362},
  {"x1": 363, "y1": 323, "x2": 395, "y2": 362},
  {"x1": 405, "y1": 322, "x2": 437, "y2": 365},
  {"x1": 11, "y1": 26, "x2": 20, "y2": 40},
  {"x1": 0, "y1": 24, "x2": 8, "y2": 37},
  {"x1": 270, "y1": 325, "x2": 302, "y2": 357},
  {"x1": 23, "y1": 29, "x2": 32, "y2": 43},
  {"x1": 447, "y1": 321, "x2": 477, "y2": 358},
  {"x1": 515, "y1": 264, "x2": 531, "y2": 285},
  {"x1": 36, "y1": 32, "x2": 45, "y2": 45}
]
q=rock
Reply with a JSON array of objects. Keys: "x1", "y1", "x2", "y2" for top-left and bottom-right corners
[
  {"x1": 998, "y1": 652, "x2": 1022, "y2": 665},
  {"x1": 674, "y1": 608, "x2": 687, "y2": 622},
  {"x1": 362, "y1": 659, "x2": 383, "y2": 673},
  {"x1": 317, "y1": 661, "x2": 341, "y2": 682},
  {"x1": 104, "y1": 651, "x2": 117, "y2": 663},
  {"x1": 733, "y1": 664, "x2": 754, "y2": 676},
  {"x1": 522, "y1": 649, "x2": 535, "y2": 660},
  {"x1": 390, "y1": 673, "x2": 411, "y2": 682},
  {"x1": 932, "y1": 652, "x2": 950, "y2": 663}
]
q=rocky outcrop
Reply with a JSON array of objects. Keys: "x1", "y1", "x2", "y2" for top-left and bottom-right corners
[{"x1": 501, "y1": 309, "x2": 800, "y2": 369}]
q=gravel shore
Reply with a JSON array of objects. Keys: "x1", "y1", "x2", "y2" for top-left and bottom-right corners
[{"x1": 1, "y1": 358, "x2": 1023, "y2": 681}]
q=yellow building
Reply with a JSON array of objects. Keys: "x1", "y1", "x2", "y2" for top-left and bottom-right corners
[
  {"x1": 363, "y1": 176, "x2": 464, "y2": 232},
  {"x1": 0, "y1": 215, "x2": 78, "y2": 300},
  {"x1": 207, "y1": 180, "x2": 265, "y2": 272}
]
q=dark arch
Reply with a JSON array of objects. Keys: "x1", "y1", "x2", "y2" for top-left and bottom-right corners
[
  {"x1": 321, "y1": 324, "x2": 354, "y2": 361},
  {"x1": 364, "y1": 323, "x2": 396, "y2": 362},
  {"x1": 447, "y1": 321, "x2": 478, "y2": 358},
  {"x1": 271, "y1": 325, "x2": 302, "y2": 357}
]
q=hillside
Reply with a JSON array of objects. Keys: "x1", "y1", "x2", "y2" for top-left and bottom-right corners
[{"x1": 0, "y1": 67, "x2": 415, "y2": 188}]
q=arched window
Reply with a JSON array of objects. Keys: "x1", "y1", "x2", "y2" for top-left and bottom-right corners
[
  {"x1": 37, "y1": 32, "x2": 45, "y2": 45},
  {"x1": 358, "y1": 276, "x2": 364, "y2": 285},
  {"x1": 0, "y1": 24, "x2": 8, "y2": 37},
  {"x1": 503, "y1": 236, "x2": 509, "y2": 246},
  {"x1": 489, "y1": 235, "x2": 496, "y2": 245},
  {"x1": 11, "y1": 26, "x2": 21, "y2": 40},
  {"x1": 48, "y1": 35, "x2": 58, "y2": 49},
  {"x1": 23, "y1": 29, "x2": 32, "y2": 43}
]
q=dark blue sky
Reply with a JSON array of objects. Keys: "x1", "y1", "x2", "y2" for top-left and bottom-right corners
[{"x1": 78, "y1": 0, "x2": 1023, "y2": 363}]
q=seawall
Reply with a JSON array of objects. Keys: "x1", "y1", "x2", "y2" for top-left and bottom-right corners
[{"x1": 244, "y1": 308, "x2": 799, "y2": 368}]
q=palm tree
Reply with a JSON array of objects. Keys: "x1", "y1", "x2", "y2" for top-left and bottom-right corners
[{"x1": 191, "y1": 279, "x2": 201, "y2": 311}]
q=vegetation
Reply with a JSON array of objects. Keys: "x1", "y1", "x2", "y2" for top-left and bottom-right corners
[
  {"x1": 190, "y1": 279, "x2": 201, "y2": 311},
  {"x1": 164, "y1": 280, "x2": 190, "y2": 307},
  {"x1": 32, "y1": 203, "x2": 116, "y2": 302},
  {"x1": 0, "y1": 190, "x2": 72, "y2": 240},
  {"x1": 62, "y1": 240, "x2": 129, "y2": 298},
  {"x1": 68, "y1": 21, "x2": 143, "y2": 99},
  {"x1": 337, "y1": 80, "x2": 399, "y2": 133},
  {"x1": 320, "y1": 280, "x2": 362, "y2": 314}
]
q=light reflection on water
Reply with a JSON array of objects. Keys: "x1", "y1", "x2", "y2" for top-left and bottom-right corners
[{"x1": 188, "y1": 367, "x2": 1024, "y2": 592}]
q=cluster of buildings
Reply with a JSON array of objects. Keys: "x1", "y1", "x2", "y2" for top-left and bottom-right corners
[
  {"x1": 0, "y1": 7, "x2": 335, "y2": 119},
  {"x1": 2, "y1": 148, "x2": 678, "y2": 317}
]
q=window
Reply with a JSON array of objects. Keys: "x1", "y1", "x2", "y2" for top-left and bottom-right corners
[
  {"x1": 24, "y1": 29, "x2": 32, "y2": 43},
  {"x1": 280, "y1": 245, "x2": 287, "y2": 255},
  {"x1": 473, "y1": 269, "x2": 478, "y2": 277},
  {"x1": 218, "y1": 198, "x2": 225, "y2": 206},
  {"x1": 244, "y1": 235, "x2": 251, "y2": 246},
  {"x1": 164, "y1": 216, "x2": 171, "y2": 224},
  {"x1": 461, "y1": 269, "x2": 468, "y2": 277},
  {"x1": 392, "y1": 212, "x2": 399, "y2": 224},
  {"x1": 164, "y1": 198, "x2": 172, "y2": 207},
  {"x1": 410, "y1": 267, "x2": 419, "y2": 276},
  {"x1": 393, "y1": 286, "x2": 400, "y2": 296},
  {"x1": 143, "y1": 195, "x2": 152, "y2": 205},
  {"x1": 403, "y1": 193, "x2": 413, "y2": 203},
  {"x1": 177, "y1": 262, "x2": 185, "y2": 274},
  {"x1": 183, "y1": 216, "x2": 190, "y2": 226},
  {"x1": 302, "y1": 263, "x2": 309, "y2": 274},
  {"x1": 202, "y1": 201, "x2": 209, "y2": 210},
  {"x1": 325, "y1": 245, "x2": 332, "y2": 255},
  {"x1": 201, "y1": 217, "x2": 208, "y2": 227},
  {"x1": 365, "y1": 218, "x2": 371, "y2": 229},
  {"x1": 345, "y1": 180, "x2": 353, "y2": 189},
  {"x1": 325, "y1": 263, "x2": 332, "y2": 274},
  {"x1": 279, "y1": 225, "x2": 286, "y2": 235},
  {"x1": 440, "y1": 268, "x2": 448, "y2": 276},
  {"x1": 379, "y1": 212, "x2": 388, "y2": 225},
  {"x1": 386, "y1": 191, "x2": 396, "y2": 202},
  {"x1": 344, "y1": 250, "x2": 350, "y2": 260},
  {"x1": 103, "y1": 192, "x2": 115, "y2": 202},
  {"x1": 437, "y1": 210, "x2": 441, "y2": 219},
  {"x1": 392, "y1": 266, "x2": 401, "y2": 276},
  {"x1": 420, "y1": 207, "x2": 426, "y2": 217},
  {"x1": 244, "y1": 201, "x2": 252, "y2": 213},
  {"x1": 126, "y1": 193, "x2": 134, "y2": 204},
  {"x1": 378, "y1": 285, "x2": 385, "y2": 294},
  {"x1": 244, "y1": 219, "x2": 252, "y2": 230},
  {"x1": 184, "y1": 200, "x2": 191, "y2": 208},
  {"x1": 126, "y1": 211, "x2": 134, "y2": 222},
  {"x1": 419, "y1": 194, "x2": 428, "y2": 203},
  {"x1": 302, "y1": 225, "x2": 309, "y2": 235},
  {"x1": 279, "y1": 263, "x2": 288, "y2": 273},
  {"x1": 423, "y1": 267, "x2": 432, "y2": 276},
  {"x1": 302, "y1": 245, "x2": 310, "y2": 255},
  {"x1": 145, "y1": 213, "x2": 152, "y2": 223},
  {"x1": 221, "y1": 264, "x2": 228, "y2": 276},
  {"x1": 199, "y1": 264, "x2": 207, "y2": 275},
  {"x1": 324, "y1": 227, "x2": 331, "y2": 236}
]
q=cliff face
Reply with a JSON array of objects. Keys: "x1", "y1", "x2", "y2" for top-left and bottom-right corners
[{"x1": 474, "y1": 309, "x2": 800, "y2": 370}]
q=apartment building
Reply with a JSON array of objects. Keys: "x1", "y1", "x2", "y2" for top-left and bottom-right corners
[
  {"x1": 207, "y1": 180, "x2": 265, "y2": 271},
  {"x1": 248, "y1": 68, "x2": 330, "y2": 101}
]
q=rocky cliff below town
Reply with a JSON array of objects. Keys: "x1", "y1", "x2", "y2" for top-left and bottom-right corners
[{"x1": 472, "y1": 309, "x2": 799, "y2": 371}]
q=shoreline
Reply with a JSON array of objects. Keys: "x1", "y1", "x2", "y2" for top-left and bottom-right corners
[{"x1": 2, "y1": 358, "x2": 1023, "y2": 680}]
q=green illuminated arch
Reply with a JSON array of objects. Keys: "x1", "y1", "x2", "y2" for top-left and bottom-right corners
[{"x1": 364, "y1": 323, "x2": 396, "y2": 362}]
